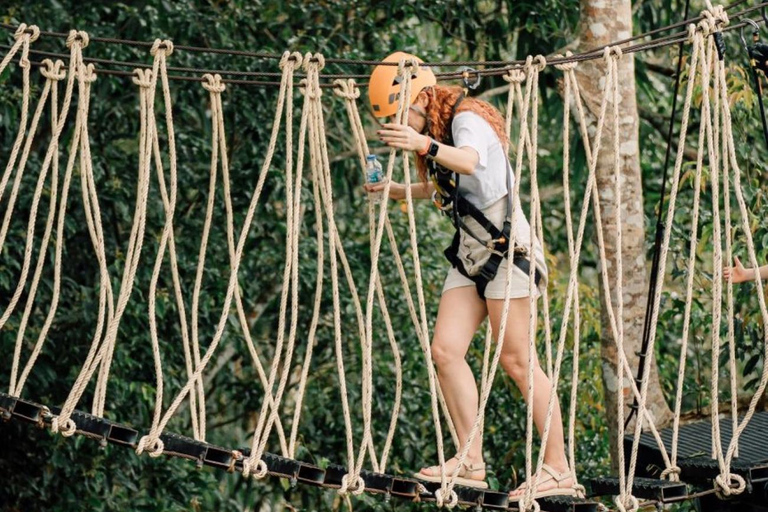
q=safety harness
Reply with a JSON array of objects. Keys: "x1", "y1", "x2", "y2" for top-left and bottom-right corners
[{"x1": 427, "y1": 94, "x2": 542, "y2": 299}]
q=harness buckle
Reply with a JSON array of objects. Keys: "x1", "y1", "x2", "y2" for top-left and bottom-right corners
[{"x1": 431, "y1": 190, "x2": 453, "y2": 212}]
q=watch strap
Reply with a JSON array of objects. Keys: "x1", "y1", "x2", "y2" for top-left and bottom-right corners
[{"x1": 427, "y1": 139, "x2": 439, "y2": 159}]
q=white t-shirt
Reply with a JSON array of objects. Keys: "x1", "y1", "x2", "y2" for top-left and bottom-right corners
[{"x1": 451, "y1": 111, "x2": 533, "y2": 248}]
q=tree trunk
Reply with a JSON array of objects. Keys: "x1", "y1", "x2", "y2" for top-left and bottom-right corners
[{"x1": 572, "y1": 0, "x2": 674, "y2": 471}]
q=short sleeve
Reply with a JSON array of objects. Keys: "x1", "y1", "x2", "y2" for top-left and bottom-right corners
[{"x1": 451, "y1": 112, "x2": 489, "y2": 170}]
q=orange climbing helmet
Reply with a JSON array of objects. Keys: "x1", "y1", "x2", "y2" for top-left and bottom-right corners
[{"x1": 368, "y1": 51, "x2": 436, "y2": 118}]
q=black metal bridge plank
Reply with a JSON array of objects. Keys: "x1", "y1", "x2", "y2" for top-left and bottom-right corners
[
  {"x1": 0, "y1": 393, "x2": 599, "y2": 510},
  {"x1": 587, "y1": 475, "x2": 688, "y2": 502}
]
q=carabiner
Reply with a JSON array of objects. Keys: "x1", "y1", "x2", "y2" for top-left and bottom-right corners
[
  {"x1": 459, "y1": 67, "x2": 482, "y2": 92},
  {"x1": 739, "y1": 18, "x2": 761, "y2": 55}
]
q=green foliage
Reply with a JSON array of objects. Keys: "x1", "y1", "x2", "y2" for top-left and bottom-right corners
[{"x1": 1, "y1": 1, "x2": 767, "y2": 511}]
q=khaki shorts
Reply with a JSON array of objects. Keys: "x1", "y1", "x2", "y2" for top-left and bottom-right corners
[{"x1": 442, "y1": 196, "x2": 547, "y2": 300}]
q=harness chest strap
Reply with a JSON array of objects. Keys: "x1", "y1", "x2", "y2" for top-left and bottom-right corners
[{"x1": 426, "y1": 98, "x2": 541, "y2": 298}]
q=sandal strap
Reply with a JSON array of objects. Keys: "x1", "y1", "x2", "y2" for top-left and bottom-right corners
[
  {"x1": 461, "y1": 461, "x2": 486, "y2": 474},
  {"x1": 541, "y1": 464, "x2": 572, "y2": 486},
  {"x1": 421, "y1": 458, "x2": 486, "y2": 478}
]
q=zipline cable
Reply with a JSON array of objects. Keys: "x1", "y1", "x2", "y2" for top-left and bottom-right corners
[
  {"x1": 0, "y1": 0, "x2": 756, "y2": 67},
  {"x1": 1, "y1": 1, "x2": 765, "y2": 79}
]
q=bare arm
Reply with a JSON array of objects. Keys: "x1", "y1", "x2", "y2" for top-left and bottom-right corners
[
  {"x1": 363, "y1": 176, "x2": 434, "y2": 201},
  {"x1": 724, "y1": 257, "x2": 768, "y2": 283},
  {"x1": 378, "y1": 123, "x2": 479, "y2": 175}
]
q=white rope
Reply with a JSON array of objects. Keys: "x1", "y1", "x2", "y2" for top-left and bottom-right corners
[
  {"x1": 5, "y1": 62, "x2": 57, "y2": 391},
  {"x1": 0, "y1": 24, "x2": 39, "y2": 77},
  {"x1": 9, "y1": 60, "x2": 66, "y2": 397},
  {"x1": 711, "y1": 2, "x2": 768, "y2": 492},
  {"x1": 137, "y1": 51, "x2": 302, "y2": 459},
  {"x1": 664, "y1": 24, "x2": 705, "y2": 483},
  {"x1": 78, "y1": 59, "x2": 115, "y2": 419},
  {"x1": 522, "y1": 55, "x2": 545, "y2": 512},
  {"x1": 249, "y1": 54, "x2": 327, "y2": 476},
  {"x1": 144, "y1": 38, "x2": 191, "y2": 440},
  {"x1": 200, "y1": 73, "x2": 291, "y2": 454},
  {"x1": 0, "y1": 25, "x2": 40, "y2": 255},
  {"x1": 361, "y1": 58, "x2": 455, "y2": 507},
  {"x1": 443, "y1": 56, "x2": 541, "y2": 509},
  {"x1": 555, "y1": 55, "x2": 585, "y2": 493},
  {"x1": 333, "y1": 78, "x2": 404, "y2": 472}
]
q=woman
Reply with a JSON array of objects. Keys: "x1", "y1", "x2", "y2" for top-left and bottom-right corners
[{"x1": 365, "y1": 52, "x2": 576, "y2": 501}]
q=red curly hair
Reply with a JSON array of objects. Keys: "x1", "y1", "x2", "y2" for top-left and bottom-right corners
[{"x1": 415, "y1": 85, "x2": 508, "y2": 182}]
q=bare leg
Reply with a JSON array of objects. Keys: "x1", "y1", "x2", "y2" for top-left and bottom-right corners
[
  {"x1": 486, "y1": 297, "x2": 572, "y2": 496},
  {"x1": 419, "y1": 286, "x2": 488, "y2": 480}
]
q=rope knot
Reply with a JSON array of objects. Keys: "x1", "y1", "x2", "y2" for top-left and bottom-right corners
[
  {"x1": 332, "y1": 78, "x2": 360, "y2": 100},
  {"x1": 603, "y1": 46, "x2": 623, "y2": 62},
  {"x1": 503, "y1": 67, "x2": 526, "y2": 84},
  {"x1": 397, "y1": 57, "x2": 420, "y2": 78},
  {"x1": 50, "y1": 416, "x2": 76, "y2": 437},
  {"x1": 687, "y1": 23, "x2": 698, "y2": 42},
  {"x1": 714, "y1": 473, "x2": 746, "y2": 497},
  {"x1": 132, "y1": 68, "x2": 153, "y2": 89},
  {"x1": 311, "y1": 53, "x2": 325, "y2": 71},
  {"x1": 434, "y1": 487, "x2": 458, "y2": 508},
  {"x1": 532, "y1": 54, "x2": 547, "y2": 72},
  {"x1": 701, "y1": 5, "x2": 729, "y2": 33},
  {"x1": 280, "y1": 51, "x2": 303, "y2": 70},
  {"x1": 82, "y1": 63, "x2": 97, "y2": 84},
  {"x1": 202, "y1": 73, "x2": 226, "y2": 93},
  {"x1": 613, "y1": 494, "x2": 639, "y2": 512},
  {"x1": 338, "y1": 474, "x2": 366, "y2": 496},
  {"x1": 150, "y1": 39, "x2": 174, "y2": 57},
  {"x1": 301, "y1": 52, "x2": 325, "y2": 72},
  {"x1": 553, "y1": 52, "x2": 577, "y2": 72},
  {"x1": 136, "y1": 435, "x2": 164, "y2": 457},
  {"x1": 66, "y1": 30, "x2": 89, "y2": 49},
  {"x1": 660, "y1": 465, "x2": 681, "y2": 482},
  {"x1": 14, "y1": 24, "x2": 40, "y2": 43},
  {"x1": 521, "y1": 498, "x2": 541, "y2": 512},
  {"x1": 241, "y1": 457, "x2": 268, "y2": 479},
  {"x1": 40, "y1": 59, "x2": 66, "y2": 81}
]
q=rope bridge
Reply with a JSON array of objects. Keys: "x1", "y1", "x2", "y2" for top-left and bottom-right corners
[{"x1": 1, "y1": 3, "x2": 767, "y2": 511}]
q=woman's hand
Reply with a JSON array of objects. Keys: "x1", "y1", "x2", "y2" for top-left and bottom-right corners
[
  {"x1": 363, "y1": 180, "x2": 406, "y2": 201},
  {"x1": 724, "y1": 256, "x2": 751, "y2": 283},
  {"x1": 378, "y1": 123, "x2": 429, "y2": 153}
]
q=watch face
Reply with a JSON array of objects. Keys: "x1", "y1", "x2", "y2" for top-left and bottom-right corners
[{"x1": 428, "y1": 140, "x2": 439, "y2": 158}]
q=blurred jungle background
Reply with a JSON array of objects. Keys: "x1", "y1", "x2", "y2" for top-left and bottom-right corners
[{"x1": 1, "y1": 1, "x2": 767, "y2": 511}]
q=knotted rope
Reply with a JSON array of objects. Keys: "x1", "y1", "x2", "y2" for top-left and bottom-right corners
[
  {"x1": 38, "y1": 32, "x2": 116, "y2": 437},
  {"x1": 554, "y1": 53, "x2": 585, "y2": 494},
  {"x1": 53, "y1": 40, "x2": 170, "y2": 439},
  {"x1": 332, "y1": 77, "x2": 405, "y2": 473},
  {"x1": 658, "y1": 23, "x2": 706, "y2": 485},
  {"x1": 77, "y1": 62, "x2": 116, "y2": 420},
  {"x1": 137, "y1": 50, "x2": 301, "y2": 459},
  {"x1": 8, "y1": 60, "x2": 66, "y2": 397},
  {"x1": 439, "y1": 55, "x2": 541, "y2": 510},
  {"x1": 0, "y1": 25, "x2": 41, "y2": 258},
  {"x1": 197, "y1": 73, "x2": 292, "y2": 454},
  {"x1": 709, "y1": 1, "x2": 768, "y2": 494},
  {"x1": 246, "y1": 51, "x2": 314, "y2": 479}
]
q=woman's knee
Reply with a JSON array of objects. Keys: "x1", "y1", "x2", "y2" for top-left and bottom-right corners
[
  {"x1": 500, "y1": 352, "x2": 532, "y2": 385},
  {"x1": 431, "y1": 337, "x2": 463, "y2": 368}
]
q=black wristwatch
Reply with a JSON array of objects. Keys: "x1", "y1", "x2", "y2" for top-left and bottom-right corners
[{"x1": 426, "y1": 139, "x2": 440, "y2": 159}]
